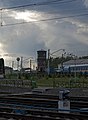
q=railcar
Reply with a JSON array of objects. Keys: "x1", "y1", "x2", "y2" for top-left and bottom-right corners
[{"x1": 56, "y1": 64, "x2": 88, "y2": 75}]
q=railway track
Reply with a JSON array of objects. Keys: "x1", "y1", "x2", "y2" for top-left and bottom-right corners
[
  {"x1": 0, "y1": 95, "x2": 88, "y2": 109},
  {"x1": 0, "y1": 93, "x2": 88, "y2": 119},
  {"x1": 0, "y1": 108, "x2": 88, "y2": 120},
  {"x1": 6, "y1": 92, "x2": 88, "y2": 101}
]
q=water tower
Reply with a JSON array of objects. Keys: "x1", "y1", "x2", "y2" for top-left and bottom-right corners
[{"x1": 37, "y1": 50, "x2": 47, "y2": 72}]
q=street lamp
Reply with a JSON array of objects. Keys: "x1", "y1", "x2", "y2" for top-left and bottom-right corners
[
  {"x1": 47, "y1": 49, "x2": 65, "y2": 75},
  {"x1": 16, "y1": 57, "x2": 20, "y2": 71},
  {"x1": 16, "y1": 57, "x2": 20, "y2": 79}
]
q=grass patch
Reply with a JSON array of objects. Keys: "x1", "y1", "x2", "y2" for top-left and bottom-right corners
[{"x1": 0, "y1": 76, "x2": 88, "y2": 88}]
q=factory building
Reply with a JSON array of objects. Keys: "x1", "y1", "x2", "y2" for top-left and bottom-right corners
[
  {"x1": 37, "y1": 50, "x2": 47, "y2": 72},
  {"x1": 59, "y1": 59, "x2": 88, "y2": 74}
]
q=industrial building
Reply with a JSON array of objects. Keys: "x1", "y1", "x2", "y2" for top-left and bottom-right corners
[
  {"x1": 37, "y1": 50, "x2": 47, "y2": 72},
  {"x1": 59, "y1": 59, "x2": 88, "y2": 74}
]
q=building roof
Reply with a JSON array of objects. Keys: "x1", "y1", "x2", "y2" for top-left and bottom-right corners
[
  {"x1": 63, "y1": 59, "x2": 88, "y2": 65},
  {"x1": 37, "y1": 49, "x2": 46, "y2": 52}
]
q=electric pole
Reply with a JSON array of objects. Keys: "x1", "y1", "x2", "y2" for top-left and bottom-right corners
[{"x1": 48, "y1": 49, "x2": 50, "y2": 76}]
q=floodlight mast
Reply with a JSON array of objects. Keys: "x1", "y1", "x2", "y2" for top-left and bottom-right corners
[{"x1": 47, "y1": 49, "x2": 65, "y2": 75}]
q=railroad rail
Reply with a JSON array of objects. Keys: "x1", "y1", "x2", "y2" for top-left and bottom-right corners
[
  {"x1": 0, "y1": 108, "x2": 88, "y2": 120},
  {"x1": 0, "y1": 95, "x2": 88, "y2": 108},
  {"x1": 0, "y1": 93, "x2": 88, "y2": 119},
  {"x1": 5, "y1": 92, "x2": 88, "y2": 101}
]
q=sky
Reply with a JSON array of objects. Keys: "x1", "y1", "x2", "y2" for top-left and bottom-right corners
[{"x1": 0, "y1": 0, "x2": 88, "y2": 68}]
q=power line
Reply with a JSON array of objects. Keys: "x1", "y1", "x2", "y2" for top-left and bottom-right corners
[
  {"x1": 0, "y1": 0, "x2": 77, "y2": 10},
  {"x1": 1, "y1": 12, "x2": 88, "y2": 27},
  {"x1": 2, "y1": 7, "x2": 88, "y2": 19},
  {"x1": 0, "y1": 0, "x2": 85, "y2": 27},
  {"x1": 0, "y1": 0, "x2": 79, "y2": 20},
  {"x1": 46, "y1": 8, "x2": 88, "y2": 14},
  {"x1": 0, "y1": 0, "x2": 79, "y2": 26},
  {"x1": 0, "y1": 0, "x2": 78, "y2": 22}
]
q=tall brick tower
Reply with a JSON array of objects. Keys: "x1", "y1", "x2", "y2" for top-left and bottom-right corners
[{"x1": 37, "y1": 50, "x2": 47, "y2": 72}]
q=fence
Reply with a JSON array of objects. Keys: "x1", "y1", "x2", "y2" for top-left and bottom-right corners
[
  {"x1": 0, "y1": 79, "x2": 88, "y2": 88},
  {"x1": 55, "y1": 81, "x2": 88, "y2": 88},
  {"x1": 0, "y1": 79, "x2": 37, "y2": 88}
]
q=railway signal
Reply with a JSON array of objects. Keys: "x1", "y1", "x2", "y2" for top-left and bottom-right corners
[{"x1": 58, "y1": 90, "x2": 70, "y2": 113}]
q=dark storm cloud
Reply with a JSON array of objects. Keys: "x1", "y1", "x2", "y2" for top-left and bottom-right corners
[
  {"x1": 0, "y1": 0, "x2": 85, "y2": 13},
  {"x1": 0, "y1": 0, "x2": 88, "y2": 60},
  {"x1": 0, "y1": 22, "x2": 47, "y2": 57},
  {"x1": 1, "y1": 0, "x2": 88, "y2": 24}
]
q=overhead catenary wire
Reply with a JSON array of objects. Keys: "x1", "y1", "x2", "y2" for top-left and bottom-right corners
[
  {"x1": 2, "y1": 7, "x2": 88, "y2": 19},
  {"x1": 0, "y1": 0, "x2": 78, "y2": 25},
  {"x1": 0, "y1": 0, "x2": 87, "y2": 27},
  {"x1": 1, "y1": 12, "x2": 88, "y2": 27},
  {"x1": 0, "y1": 0, "x2": 80, "y2": 19},
  {"x1": 0, "y1": 0, "x2": 78, "y2": 10}
]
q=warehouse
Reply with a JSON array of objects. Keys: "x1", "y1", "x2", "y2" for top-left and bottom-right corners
[{"x1": 59, "y1": 59, "x2": 88, "y2": 74}]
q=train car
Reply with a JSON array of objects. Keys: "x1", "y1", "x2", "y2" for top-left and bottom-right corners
[
  {"x1": 0, "y1": 58, "x2": 5, "y2": 78},
  {"x1": 61, "y1": 64, "x2": 88, "y2": 75},
  {"x1": 56, "y1": 64, "x2": 88, "y2": 76}
]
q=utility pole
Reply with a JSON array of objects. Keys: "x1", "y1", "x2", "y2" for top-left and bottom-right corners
[
  {"x1": 20, "y1": 56, "x2": 23, "y2": 77},
  {"x1": 12, "y1": 61, "x2": 14, "y2": 69},
  {"x1": 69, "y1": 54, "x2": 77, "y2": 80},
  {"x1": 61, "y1": 52, "x2": 66, "y2": 70},
  {"x1": 20, "y1": 57, "x2": 23, "y2": 70},
  {"x1": 47, "y1": 49, "x2": 65, "y2": 75},
  {"x1": 61, "y1": 53, "x2": 64, "y2": 70},
  {"x1": 30, "y1": 59, "x2": 32, "y2": 73},
  {"x1": 74, "y1": 56, "x2": 77, "y2": 80},
  {"x1": 11, "y1": 61, "x2": 14, "y2": 75},
  {"x1": 16, "y1": 57, "x2": 20, "y2": 79},
  {"x1": 48, "y1": 49, "x2": 50, "y2": 76}
]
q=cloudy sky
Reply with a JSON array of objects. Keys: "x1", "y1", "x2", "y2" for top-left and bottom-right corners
[{"x1": 0, "y1": 0, "x2": 88, "y2": 67}]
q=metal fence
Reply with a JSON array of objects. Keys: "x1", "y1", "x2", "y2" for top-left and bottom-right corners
[
  {"x1": 0, "y1": 79, "x2": 32, "y2": 88},
  {"x1": 0, "y1": 79, "x2": 88, "y2": 88},
  {"x1": 55, "y1": 81, "x2": 88, "y2": 88}
]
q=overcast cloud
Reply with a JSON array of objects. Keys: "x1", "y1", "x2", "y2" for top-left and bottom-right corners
[{"x1": 0, "y1": 0, "x2": 88, "y2": 67}]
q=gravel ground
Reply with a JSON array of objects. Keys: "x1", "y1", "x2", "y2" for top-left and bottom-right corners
[
  {"x1": 0, "y1": 85, "x2": 88, "y2": 97},
  {"x1": 31, "y1": 87, "x2": 88, "y2": 97},
  {"x1": 0, "y1": 86, "x2": 31, "y2": 94}
]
